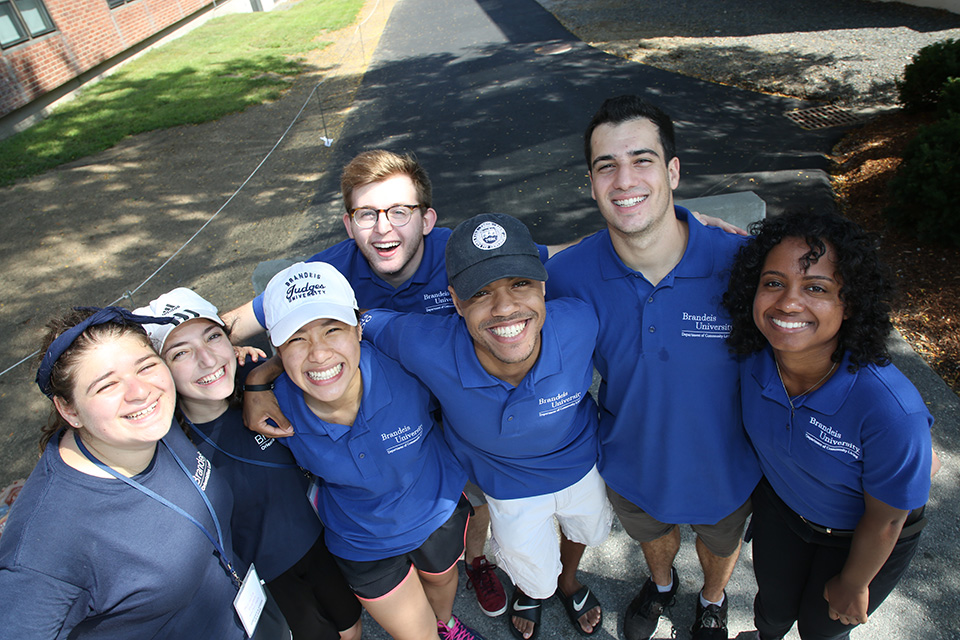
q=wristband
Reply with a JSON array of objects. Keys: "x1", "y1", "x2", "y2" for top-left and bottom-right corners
[{"x1": 243, "y1": 382, "x2": 275, "y2": 392}]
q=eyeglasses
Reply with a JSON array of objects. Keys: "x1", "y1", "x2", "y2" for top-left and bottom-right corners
[{"x1": 347, "y1": 204, "x2": 422, "y2": 229}]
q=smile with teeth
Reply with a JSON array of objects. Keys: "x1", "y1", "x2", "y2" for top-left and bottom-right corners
[
  {"x1": 196, "y1": 367, "x2": 226, "y2": 386},
  {"x1": 771, "y1": 318, "x2": 810, "y2": 330},
  {"x1": 125, "y1": 401, "x2": 158, "y2": 420},
  {"x1": 307, "y1": 363, "x2": 342, "y2": 382},
  {"x1": 613, "y1": 195, "x2": 647, "y2": 207},
  {"x1": 373, "y1": 241, "x2": 400, "y2": 252},
  {"x1": 489, "y1": 320, "x2": 527, "y2": 338}
]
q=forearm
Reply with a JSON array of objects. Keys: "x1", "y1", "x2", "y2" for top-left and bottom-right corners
[
  {"x1": 245, "y1": 354, "x2": 283, "y2": 386},
  {"x1": 840, "y1": 507, "x2": 906, "y2": 589},
  {"x1": 222, "y1": 301, "x2": 264, "y2": 343},
  {"x1": 824, "y1": 492, "x2": 909, "y2": 624}
]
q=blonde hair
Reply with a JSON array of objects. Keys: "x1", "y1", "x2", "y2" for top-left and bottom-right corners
[{"x1": 340, "y1": 150, "x2": 432, "y2": 211}]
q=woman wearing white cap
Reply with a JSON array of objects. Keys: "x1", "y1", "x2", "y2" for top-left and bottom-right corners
[
  {"x1": 0, "y1": 307, "x2": 277, "y2": 638},
  {"x1": 250, "y1": 261, "x2": 484, "y2": 640},
  {"x1": 136, "y1": 288, "x2": 363, "y2": 640}
]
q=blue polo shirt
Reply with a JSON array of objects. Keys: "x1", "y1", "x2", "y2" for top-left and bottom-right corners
[
  {"x1": 361, "y1": 298, "x2": 600, "y2": 500},
  {"x1": 252, "y1": 229, "x2": 550, "y2": 323},
  {"x1": 253, "y1": 228, "x2": 455, "y2": 324},
  {"x1": 545, "y1": 207, "x2": 761, "y2": 524},
  {"x1": 742, "y1": 347, "x2": 932, "y2": 529},
  {"x1": 273, "y1": 344, "x2": 467, "y2": 561}
]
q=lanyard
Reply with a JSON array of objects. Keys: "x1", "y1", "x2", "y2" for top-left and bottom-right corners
[
  {"x1": 73, "y1": 431, "x2": 242, "y2": 588},
  {"x1": 185, "y1": 418, "x2": 299, "y2": 470}
]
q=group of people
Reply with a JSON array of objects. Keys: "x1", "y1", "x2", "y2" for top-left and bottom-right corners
[{"x1": 0, "y1": 94, "x2": 935, "y2": 640}]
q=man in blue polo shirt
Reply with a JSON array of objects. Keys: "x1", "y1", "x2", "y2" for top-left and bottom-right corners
[
  {"x1": 545, "y1": 96, "x2": 762, "y2": 640},
  {"x1": 361, "y1": 213, "x2": 612, "y2": 640}
]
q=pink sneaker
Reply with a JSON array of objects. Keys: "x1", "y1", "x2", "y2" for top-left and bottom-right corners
[
  {"x1": 465, "y1": 556, "x2": 507, "y2": 617},
  {"x1": 437, "y1": 615, "x2": 487, "y2": 640}
]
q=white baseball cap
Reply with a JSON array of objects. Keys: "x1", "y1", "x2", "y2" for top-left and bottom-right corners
[
  {"x1": 263, "y1": 262, "x2": 359, "y2": 348},
  {"x1": 134, "y1": 287, "x2": 224, "y2": 352}
]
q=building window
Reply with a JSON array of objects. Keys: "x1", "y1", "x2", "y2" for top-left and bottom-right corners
[
  {"x1": 0, "y1": 0, "x2": 55, "y2": 49},
  {"x1": 107, "y1": 0, "x2": 135, "y2": 7}
]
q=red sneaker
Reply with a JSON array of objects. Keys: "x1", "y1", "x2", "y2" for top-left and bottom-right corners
[{"x1": 465, "y1": 556, "x2": 507, "y2": 617}]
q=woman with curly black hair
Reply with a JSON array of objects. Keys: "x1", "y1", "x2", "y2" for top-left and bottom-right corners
[{"x1": 723, "y1": 211, "x2": 934, "y2": 640}]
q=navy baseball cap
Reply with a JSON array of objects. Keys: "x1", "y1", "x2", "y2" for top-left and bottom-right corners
[{"x1": 445, "y1": 213, "x2": 547, "y2": 300}]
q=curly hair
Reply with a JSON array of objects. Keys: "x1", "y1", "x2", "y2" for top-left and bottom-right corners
[{"x1": 723, "y1": 210, "x2": 894, "y2": 370}]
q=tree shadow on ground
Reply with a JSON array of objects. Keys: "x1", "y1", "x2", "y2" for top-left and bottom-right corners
[
  {"x1": 535, "y1": 0, "x2": 960, "y2": 40},
  {"x1": 626, "y1": 43, "x2": 900, "y2": 107}
]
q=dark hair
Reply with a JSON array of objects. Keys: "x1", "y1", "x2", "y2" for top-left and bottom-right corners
[
  {"x1": 340, "y1": 150, "x2": 433, "y2": 211},
  {"x1": 723, "y1": 210, "x2": 894, "y2": 370},
  {"x1": 36, "y1": 309, "x2": 153, "y2": 453},
  {"x1": 583, "y1": 95, "x2": 677, "y2": 170}
]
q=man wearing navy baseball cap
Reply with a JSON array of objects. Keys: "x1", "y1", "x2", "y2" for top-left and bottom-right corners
[{"x1": 361, "y1": 213, "x2": 610, "y2": 639}]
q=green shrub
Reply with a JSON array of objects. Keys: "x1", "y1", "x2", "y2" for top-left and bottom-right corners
[
  {"x1": 898, "y1": 38, "x2": 960, "y2": 112},
  {"x1": 887, "y1": 113, "x2": 960, "y2": 246},
  {"x1": 939, "y1": 77, "x2": 960, "y2": 117}
]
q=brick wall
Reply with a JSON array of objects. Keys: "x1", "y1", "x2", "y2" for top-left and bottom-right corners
[{"x1": 0, "y1": 0, "x2": 215, "y2": 118}]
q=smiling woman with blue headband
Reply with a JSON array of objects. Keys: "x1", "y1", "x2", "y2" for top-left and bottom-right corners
[{"x1": 0, "y1": 307, "x2": 286, "y2": 639}]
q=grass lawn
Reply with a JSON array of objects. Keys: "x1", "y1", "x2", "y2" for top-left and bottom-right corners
[{"x1": 0, "y1": 0, "x2": 362, "y2": 187}]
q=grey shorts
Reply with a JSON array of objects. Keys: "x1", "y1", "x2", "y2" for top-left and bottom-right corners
[
  {"x1": 606, "y1": 485, "x2": 751, "y2": 558},
  {"x1": 464, "y1": 480, "x2": 487, "y2": 507}
]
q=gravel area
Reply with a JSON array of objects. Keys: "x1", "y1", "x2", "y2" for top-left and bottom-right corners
[{"x1": 536, "y1": 0, "x2": 960, "y2": 108}]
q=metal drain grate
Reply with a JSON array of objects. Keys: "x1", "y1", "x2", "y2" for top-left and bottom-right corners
[{"x1": 784, "y1": 105, "x2": 866, "y2": 130}]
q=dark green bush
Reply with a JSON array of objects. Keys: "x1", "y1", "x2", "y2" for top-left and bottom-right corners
[
  {"x1": 898, "y1": 38, "x2": 960, "y2": 112},
  {"x1": 887, "y1": 113, "x2": 960, "y2": 246},
  {"x1": 939, "y1": 77, "x2": 960, "y2": 117}
]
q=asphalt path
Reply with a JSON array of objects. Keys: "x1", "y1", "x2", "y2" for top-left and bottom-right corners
[{"x1": 327, "y1": 0, "x2": 960, "y2": 638}]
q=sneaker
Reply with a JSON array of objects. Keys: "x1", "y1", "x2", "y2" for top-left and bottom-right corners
[
  {"x1": 691, "y1": 591, "x2": 728, "y2": 640},
  {"x1": 465, "y1": 556, "x2": 507, "y2": 617},
  {"x1": 623, "y1": 567, "x2": 678, "y2": 640},
  {"x1": 437, "y1": 615, "x2": 487, "y2": 640}
]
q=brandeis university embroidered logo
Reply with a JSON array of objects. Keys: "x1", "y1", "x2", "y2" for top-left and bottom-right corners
[
  {"x1": 473, "y1": 221, "x2": 507, "y2": 250},
  {"x1": 680, "y1": 310, "x2": 731, "y2": 339}
]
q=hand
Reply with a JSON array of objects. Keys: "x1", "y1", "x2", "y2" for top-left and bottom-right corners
[
  {"x1": 823, "y1": 574, "x2": 869, "y2": 626},
  {"x1": 242, "y1": 387, "x2": 294, "y2": 437},
  {"x1": 693, "y1": 211, "x2": 748, "y2": 236},
  {"x1": 234, "y1": 345, "x2": 267, "y2": 366}
]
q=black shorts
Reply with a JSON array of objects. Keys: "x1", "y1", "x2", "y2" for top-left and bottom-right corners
[
  {"x1": 334, "y1": 494, "x2": 471, "y2": 600},
  {"x1": 266, "y1": 534, "x2": 361, "y2": 640}
]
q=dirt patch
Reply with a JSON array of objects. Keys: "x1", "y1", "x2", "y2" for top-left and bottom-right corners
[{"x1": 831, "y1": 112, "x2": 960, "y2": 395}]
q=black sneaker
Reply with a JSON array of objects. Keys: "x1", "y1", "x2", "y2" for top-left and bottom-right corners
[
  {"x1": 623, "y1": 567, "x2": 678, "y2": 640},
  {"x1": 691, "y1": 590, "x2": 728, "y2": 640}
]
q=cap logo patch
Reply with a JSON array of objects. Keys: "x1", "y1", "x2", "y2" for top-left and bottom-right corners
[
  {"x1": 472, "y1": 221, "x2": 507, "y2": 251},
  {"x1": 284, "y1": 271, "x2": 327, "y2": 302}
]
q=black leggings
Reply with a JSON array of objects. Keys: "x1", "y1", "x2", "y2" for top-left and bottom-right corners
[
  {"x1": 751, "y1": 479, "x2": 921, "y2": 640},
  {"x1": 266, "y1": 534, "x2": 362, "y2": 640}
]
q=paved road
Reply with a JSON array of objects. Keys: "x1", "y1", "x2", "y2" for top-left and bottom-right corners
[{"x1": 328, "y1": 0, "x2": 960, "y2": 638}]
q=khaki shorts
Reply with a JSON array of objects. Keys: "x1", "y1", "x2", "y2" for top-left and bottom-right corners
[
  {"x1": 487, "y1": 466, "x2": 613, "y2": 599},
  {"x1": 606, "y1": 485, "x2": 751, "y2": 558}
]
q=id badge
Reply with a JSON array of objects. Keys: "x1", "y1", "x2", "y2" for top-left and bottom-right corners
[{"x1": 233, "y1": 563, "x2": 266, "y2": 638}]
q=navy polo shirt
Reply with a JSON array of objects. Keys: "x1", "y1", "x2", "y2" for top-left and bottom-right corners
[
  {"x1": 190, "y1": 407, "x2": 322, "y2": 583},
  {"x1": 742, "y1": 347, "x2": 932, "y2": 529},
  {"x1": 545, "y1": 207, "x2": 761, "y2": 524},
  {"x1": 253, "y1": 228, "x2": 456, "y2": 324},
  {"x1": 273, "y1": 344, "x2": 467, "y2": 561},
  {"x1": 361, "y1": 298, "x2": 600, "y2": 500}
]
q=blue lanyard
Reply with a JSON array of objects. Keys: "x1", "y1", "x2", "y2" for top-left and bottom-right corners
[
  {"x1": 72, "y1": 431, "x2": 242, "y2": 588},
  {"x1": 184, "y1": 418, "x2": 299, "y2": 470}
]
